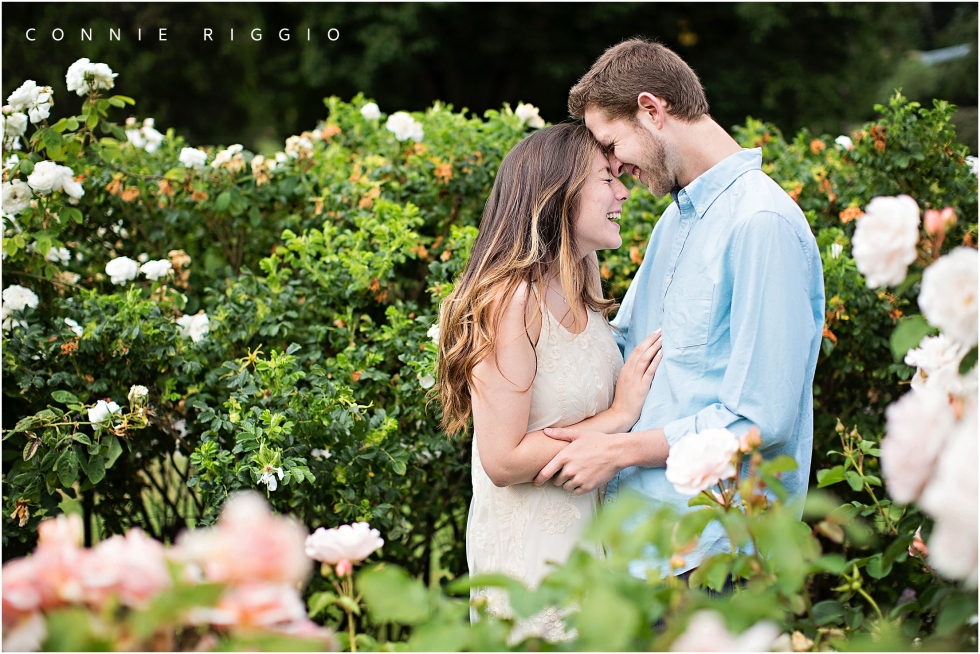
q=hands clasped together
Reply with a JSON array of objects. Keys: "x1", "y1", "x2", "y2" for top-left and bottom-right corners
[{"x1": 534, "y1": 329, "x2": 663, "y2": 494}]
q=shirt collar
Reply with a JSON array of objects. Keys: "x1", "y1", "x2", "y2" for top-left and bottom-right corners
[{"x1": 674, "y1": 148, "x2": 762, "y2": 218}]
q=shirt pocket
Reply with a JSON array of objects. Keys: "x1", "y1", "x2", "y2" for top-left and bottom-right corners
[{"x1": 666, "y1": 276, "x2": 715, "y2": 349}]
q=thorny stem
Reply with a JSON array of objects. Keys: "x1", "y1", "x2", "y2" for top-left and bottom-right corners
[{"x1": 857, "y1": 586, "x2": 885, "y2": 622}]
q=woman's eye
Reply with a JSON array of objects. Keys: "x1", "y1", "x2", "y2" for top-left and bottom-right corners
[{"x1": 603, "y1": 178, "x2": 614, "y2": 183}]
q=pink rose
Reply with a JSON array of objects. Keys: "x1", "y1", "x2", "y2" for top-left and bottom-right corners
[
  {"x1": 665, "y1": 428, "x2": 740, "y2": 496},
  {"x1": 670, "y1": 610, "x2": 780, "y2": 652},
  {"x1": 305, "y1": 522, "x2": 384, "y2": 565},
  {"x1": 189, "y1": 582, "x2": 307, "y2": 628},
  {"x1": 82, "y1": 528, "x2": 172, "y2": 608},
  {"x1": 174, "y1": 491, "x2": 311, "y2": 586},
  {"x1": 37, "y1": 513, "x2": 83, "y2": 548},
  {"x1": 881, "y1": 389, "x2": 956, "y2": 505}
]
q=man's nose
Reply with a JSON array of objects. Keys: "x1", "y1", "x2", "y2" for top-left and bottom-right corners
[{"x1": 607, "y1": 152, "x2": 625, "y2": 177}]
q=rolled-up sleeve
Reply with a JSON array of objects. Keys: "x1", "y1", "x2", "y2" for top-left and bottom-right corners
[{"x1": 662, "y1": 210, "x2": 816, "y2": 450}]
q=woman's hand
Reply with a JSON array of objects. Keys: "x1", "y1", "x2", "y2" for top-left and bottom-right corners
[{"x1": 609, "y1": 329, "x2": 663, "y2": 430}]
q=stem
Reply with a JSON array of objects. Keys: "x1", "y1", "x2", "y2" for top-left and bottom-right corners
[
  {"x1": 857, "y1": 586, "x2": 885, "y2": 622},
  {"x1": 347, "y1": 609, "x2": 357, "y2": 653}
]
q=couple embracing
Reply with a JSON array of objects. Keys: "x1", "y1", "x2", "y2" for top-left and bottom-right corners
[{"x1": 435, "y1": 39, "x2": 825, "y2": 632}]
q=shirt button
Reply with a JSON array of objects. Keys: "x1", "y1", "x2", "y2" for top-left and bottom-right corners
[{"x1": 665, "y1": 275, "x2": 672, "y2": 285}]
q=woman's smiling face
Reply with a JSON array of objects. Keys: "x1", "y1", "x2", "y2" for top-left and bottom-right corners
[{"x1": 573, "y1": 149, "x2": 631, "y2": 257}]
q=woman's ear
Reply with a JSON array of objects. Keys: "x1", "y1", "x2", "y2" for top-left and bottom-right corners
[{"x1": 637, "y1": 92, "x2": 667, "y2": 130}]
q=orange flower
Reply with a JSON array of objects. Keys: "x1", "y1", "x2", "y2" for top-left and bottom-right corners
[
  {"x1": 629, "y1": 246, "x2": 643, "y2": 265},
  {"x1": 839, "y1": 206, "x2": 863, "y2": 224},
  {"x1": 105, "y1": 177, "x2": 124, "y2": 196},
  {"x1": 822, "y1": 327, "x2": 837, "y2": 345},
  {"x1": 358, "y1": 186, "x2": 380, "y2": 209},
  {"x1": 870, "y1": 125, "x2": 886, "y2": 152},
  {"x1": 440, "y1": 249, "x2": 452, "y2": 262},
  {"x1": 321, "y1": 124, "x2": 342, "y2": 139},
  {"x1": 119, "y1": 187, "x2": 141, "y2": 203},
  {"x1": 600, "y1": 264, "x2": 612, "y2": 279},
  {"x1": 351, "y1": 371, "x2": 363, "y2": 382},
  {"x1": 434, "y1": 162, "x2": 453, "y2": 185},
  {"x1": 788, "y1": 184, "x2": 803, "y2": 202},
  {"x1": 810, "y1": 139, "x2": 826, "y2": 155},
  {"x1": 156, "y1": 179, "x2": 175, "y2": 197},
  {"x1": 190, "y1": 190, "x2": 208, "y2": 202}
]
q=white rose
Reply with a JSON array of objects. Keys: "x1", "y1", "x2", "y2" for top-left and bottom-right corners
[
  {"x1": 2, "y1": 180, "x2": 33, "y2": 215},
  {"x1": 830, "y1": 243, "x2": 843, "y2": 260},
  {"x1": 66, "y1": 59, "x2": 116, "y2": 95},
  {"x1": 65, "y1": 58, "x2": 92, "y2": 95},
  {"x1": 125, "y1": 128, "x2": 145, "y2": 149},
  {"x1": 850, "y1": 195, "x2": 920, "y2": 288},
  {"x1": 515, "y1": 103, "x2": 545, "y2": 129},
  {"x1": 5, "y1": 112, "x2": 28, "y2": 138},
  {"x1": 918, "y1": 247, "x2": 978, "y2": 348},
  {"x1": 143, "y1": 127, "x2": 164, "y2": 153},
  {"x1": 28, "y1": 103, "x2": 51, "y2": 125},
  {"x1": 179, "y1": 147, "x2": 208, "y2": 168},
  {"x1": 213, "y1": 144, "x2": 244, "y2": 167},
  {"x1": 105, "y1": 256, "x2": 139, "y2": 285},
  {"x1": 919, "y1": 402, "x2": 978, "y2": 587},
  {"x1": 304, "y1": 522, "x2": 384, "y2": 564},
  {"x1": 64, "y1": 317, "x2": 83, "y2": 336},
  {"x1": 834, "y1": 135, "x2": 853, "y2": 150},
  {"x1": 670, "y1": 611, "x2": 781, "y2": 652},
  {"x1": 177, "y1": 312, "x2": 210, "y2": 343},
  {"x1": 3, "y1": 285, "x2": 40, "y2": 312},
  {"x1": 45, "y1": 246, "x2": 70, "y2": 265},
  {"x1": 385, "y1": 112, "x2": 424, "y2": 142},
  {"x1": 128, "y1": 384, "x2": 149, "y2": 405},
  {"x1": 143, "y1": 118, "x2": 154, "y2": 128},
  {"x1": 60, "y1": 167, "x2": 84, "y2": 200},
  {"x1": 26, "y1": 160, "x2": 65, "y2": 195},
  {"x1": 905, "y1": 334, "x2": 970, "y2": 398},
  {"x1": 88, "y1": 399, "x2": 122, "y2": 425},
  {"x1": 310, "y1": 448, "x2": 331, "y2": 461},
  {"x1": 967, "y1": 156, "x2": 979, "y2": 178},
  {"x1": 427, "y1": 323, "x2": 440, "y2": 343},
  {"x1": 360, "y1": 102, "x2": 381, "y2": 121},
  {"x1": 665, "y1": 428, "x2": 740, "y2": 496},
  {"x1": 284, "y1": 135, "x2": 313, "y2": 159},
  {"x1": 4, "y1": 154, "x2": 19, "y2": 170},
  {"x1": 880, "y1": 389, "x2": 956, "y2": 505},
  {"x1": 87, "y1": 63, "x2": 117, "y2": 91},
  {"x1": 140, "y1": 259, "x2": 173, "y2": 281},
  {"x1": 7, "y1": 81, "x2": 40, "y2": 110}
]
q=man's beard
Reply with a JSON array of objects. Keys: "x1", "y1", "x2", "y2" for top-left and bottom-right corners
[{"x1": 635, "y1": 127, "x2": 676, "y2": 197}]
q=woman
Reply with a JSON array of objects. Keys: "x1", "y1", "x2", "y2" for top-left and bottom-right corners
[{"x1": 436, "y1": 123, "x2": 663, "y2": 639}]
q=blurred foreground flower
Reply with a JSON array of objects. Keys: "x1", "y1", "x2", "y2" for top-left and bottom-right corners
[
  {"x1": 918, "y1": 247, "x2": 978, "y2": 348},
  {"x1": 665, "y1": 428, "x2": 739, "y2": 495},
  {"x1": 670, "y1": 610, "x2": 780, "y2": 652}
]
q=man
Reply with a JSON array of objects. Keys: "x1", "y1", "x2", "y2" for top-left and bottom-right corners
[{"x1": 534, "y1": 38, "x2": 825, "y2": 579}]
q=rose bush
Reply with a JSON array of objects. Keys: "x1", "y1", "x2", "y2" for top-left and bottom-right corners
[{"x1": 1, "y1": 56, "x2": 977, "y2": 651}]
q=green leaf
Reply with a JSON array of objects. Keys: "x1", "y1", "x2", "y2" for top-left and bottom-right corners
[
  {"x1": 960, "y1": 346, "x2": 978, "y2": 374},
  {"x1": 215, "y1": 190, "x2": 232, "y2": 212},
  {"x1": 57, "y1": 447, "x2": 79, "y2": 487},
  {"x1": 812, "y1": 599, "x2": 845, "y2": 626},
  {"x1": 51, "y1": 390, "x2": 79, "y2": 404},
  {"x1": 358, "y1": 564, "x2": 429, "y2": 625},
  {"x1": 760, "y1": 455, "x2": 798, "y2": 476},
  {"x1": 845, "y1": 470, "x2": 864, "y2": 492},
  {"x1": 72, "y1": 432, "x2": 92, "y2": 446},
  {"x1": 86, "y1": 111, "x2": 99, "y2": 129},
  {"x1": 65, "y1": 117, "x2": 79, "y2": 131},
  {"x1": 336, "y1": 594, "x2": 362, "y2": 616},
  {"x1": 866, "y1": 554, "x2": 892, "y2": 579},
  {"x1": 307, "y1": 591, "x2": 338, "y2": 618},
  {"x1": 104, "y1": 434, "x2": 123, "y2": 468},
  {"x1": 112, "y1": 95, "x2": 136, "y2": 106},
  {"x1": 86, "y1": 454, "x2": 106, "y2": 484},
  {"x1": 577, "y1": 583, "x2": 640, "y2": 651},
  {"x1": 816, "y1": 465, "x2": 846, "y2": 488},
  {"x1": 890, "y1": 315, "x2": 935, "y2": 361},
  {"x1": 23, "y1": 439, "x2": 40, "y2": 461},
  {"x1": 107, "y1": 97, "x2": 126, "y2": 108}
]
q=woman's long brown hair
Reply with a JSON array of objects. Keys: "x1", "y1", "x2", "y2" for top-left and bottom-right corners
[{"x1": 436, "y1": 123, "x2": 615, "y2": 435}]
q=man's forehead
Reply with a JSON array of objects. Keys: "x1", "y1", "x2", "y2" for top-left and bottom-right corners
[{"x1": 584, "y1": 107, "x2": 624, "y2": 143}]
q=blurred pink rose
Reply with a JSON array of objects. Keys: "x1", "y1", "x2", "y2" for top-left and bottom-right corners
[
  {"x1": 924, "y1": 207, "x2": 956, "y2": 236},
  {"x1": 2, "y1": 557, "x2": 43, "y2": 627},
  {"x1": 82, "y1": 527, "x2": 172, "y2": 608},
  {"x1": 174, "y1": 491, "x2": 311, "y2": 586},
  {"x1": 665, "y1": 428, "x2": 740, "y2": 496},
  {"x1": 189, "y1": 582, "x2": 307, "y2": 628},
  {"x1": 1, "y1": 611, "x2": 47, "y2": 652},
  {"x1": 919, "y1": 401, "x2": 978, "y2": 588},
  {"x1": 305, "y1": 522, "x2": 384, "y2": 565},
  {"x1": 670, "y1": 610, "x2": 780, "y2": 652},
  {"x1": 881, "y1": 389, "x2": 956, "y2": 505},
  {"x1": 37, "y1": 513, "x2": 83, "y2": 548}
]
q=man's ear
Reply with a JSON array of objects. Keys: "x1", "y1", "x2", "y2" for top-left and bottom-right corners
[{"x1": 637, "y1": 92, "x2": 667, "y2": 130}]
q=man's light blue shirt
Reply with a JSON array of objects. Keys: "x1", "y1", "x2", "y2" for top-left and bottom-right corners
[{"x1": 607, "y1": 148, "x2": 825, "y2": 578}]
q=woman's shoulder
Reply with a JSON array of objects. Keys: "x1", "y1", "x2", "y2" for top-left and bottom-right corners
[{"x1": 490, "y1": 279, "x2": 544, "y2": 345}]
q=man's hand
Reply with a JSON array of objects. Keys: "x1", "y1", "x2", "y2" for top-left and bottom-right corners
[{"x1": 533, "y1": 428, "x2": 626, "y2": 495}]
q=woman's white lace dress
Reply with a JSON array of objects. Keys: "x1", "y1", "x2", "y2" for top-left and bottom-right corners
[{"x1": 467, "y1": 306, "x2": 624, "y2": 641}]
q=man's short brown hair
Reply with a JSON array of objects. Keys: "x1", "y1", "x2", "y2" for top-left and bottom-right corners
[{"x1": 568, "y1": 38, "x2": 709, "y2": 123}]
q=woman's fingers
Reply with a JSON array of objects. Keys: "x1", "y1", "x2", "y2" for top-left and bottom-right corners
[{"x1": 644, "y1": 349, "x2": 664, "y2": 380}]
